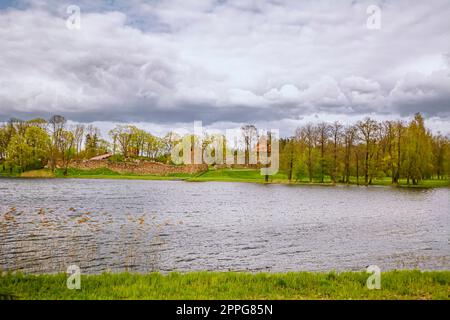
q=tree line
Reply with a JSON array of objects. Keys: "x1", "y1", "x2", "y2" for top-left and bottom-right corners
[
  {"x1": 279, "y1": 113, "x2": 449, "y2": 185},
  {"x1": 0, "y1": 115, "x2": 174, "y2": 175},
  {"x1": 0, "y1": 113, "x2": 448, "y2": 184}
]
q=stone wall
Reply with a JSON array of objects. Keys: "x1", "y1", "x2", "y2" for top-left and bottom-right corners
[{"x1": 68, "y1": 159, "x2": 208, "y2": 175}]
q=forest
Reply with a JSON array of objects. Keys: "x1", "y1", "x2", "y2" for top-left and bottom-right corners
[
  {"x1": 0, "y1": 113, "x2": 448, "y2": 185},
  {"x1": 279, "y1": 113, "x2": 449, "y2": 185}
]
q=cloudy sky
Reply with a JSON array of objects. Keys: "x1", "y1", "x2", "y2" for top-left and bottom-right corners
[{"x1": 0, "y1": 0, "x2": 449, "y2": 136}]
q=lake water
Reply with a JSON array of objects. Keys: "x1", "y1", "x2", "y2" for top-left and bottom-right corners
[{"x1": 0, "y1": 178, "x2": 449, "y2": 274}]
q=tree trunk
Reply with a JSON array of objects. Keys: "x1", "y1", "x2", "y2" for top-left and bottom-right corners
[
  {"x1": 288, "y1": 154, "x2": 293, "y2": 182},
  {"x1": 308, "y1": 147, "x2": 312, "y2": 182},
  {"x1": 356, "y1": 152, "x2": 359, "y2": 185},
  {"x1": 333, "y1": 142, "x2": 337, "y2": 184},
  {"x1": 395, "y1": 131, "x2": 401, "y2": 184},
  {"x1": 321, "y1": 143, "x2": 324, "y2": 183},
  {"x1": 365, "y1": 143, "x2": 369, "y2": 185}
]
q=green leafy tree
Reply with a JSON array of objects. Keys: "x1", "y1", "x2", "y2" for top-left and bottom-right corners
[
  {"x1": 279, "y1": 138, "x2": 297, "y2": 181},
  {"x1": 432, "y1": 133, "x2": 449, "y2": 180},
  {"x1": 0, "y1": 126, "x2": 8, "y2": 162},
  {"x1": 6, "y1": 135, "x2": 32, "y2": 172},
  {"x1": 109, "y1": 125, "x2": 134, "y2": 158},
  {"x1": 403, "y1": 113, "x2": 433, "y2": 184},
  {"x1": 48, "y1": 115, "x2": 67, "y2": 172},
  {"x1": 24, "y1": 126, "x2": 51, "y2": 169}
]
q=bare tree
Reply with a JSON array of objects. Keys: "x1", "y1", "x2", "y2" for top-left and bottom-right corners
[
  {"x1": 330, "y1": 121, "x2": 343, "y2": 183},
  {"x1": 59, "y1": 130, "x2": 75, "y2": 176},
  {"x1": 343, "y1": 126, "x2": 356, "y2": 183},
  {"x1": 73, "y1": 124, "x2": 85, "y2": 156},
  {"x1": 356, "y1": 118, "x2": 379, "y2": 185},
  {"x1": 297, "y1": 124, "x2": 317, "y2": 182},
  {"x1": 48, "y1": 115, "x2": 66, "y2": 172},
  {"x1": 433, "y1": 132, "x2": 447, "y2": 180},
  {"x1": 393, "y1": 121, "x2": 405, "y2": 184},
  {"x1": 241, "y1": 124, "x2": 258, "y2": 165},
  {"x1": 316, "y1": 122, "x2": 330, "y2": 183}
]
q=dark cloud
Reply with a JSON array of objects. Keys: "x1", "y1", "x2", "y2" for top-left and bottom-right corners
[{"x1": 0, "y1": 0, "x2": 450, "y2": 126}]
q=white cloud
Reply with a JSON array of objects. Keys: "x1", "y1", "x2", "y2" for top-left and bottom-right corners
[
  {"x1": 0, "y1": 0, "x2": 449, "y2": 128},
  {"x1": 264, "y1": 84, "x2": 301, "y2": 103}
]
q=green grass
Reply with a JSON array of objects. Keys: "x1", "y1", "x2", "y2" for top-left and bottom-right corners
[
  {"x1": 0, "y1": 169, "x2": 20, "y2": 177},
  {"x1": 53, "y1": 168, "x2": 193, "y2": 181},
  {"x1": 0, "y1": 271, "x2": 449, "y2": 300},
  {"x1": 55, "y1": 167, "x2": 121, "y2": 177},
  {"x1": 3, "y1": 167, "x2": 448, "y2": 188},
  {"x1": 189, "y1": 168, "x2": 286, "y2": 183},
  {"x1": 188, "y1": 168, "x2": 448, "y2": 188},
  {"x1": 20, "y1": 169, "x2": 56, "y2": 178}
]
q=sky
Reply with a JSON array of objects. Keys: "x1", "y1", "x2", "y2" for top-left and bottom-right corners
[{"x1": 0, "y1": 0, "x2": 449, "y2": 136}]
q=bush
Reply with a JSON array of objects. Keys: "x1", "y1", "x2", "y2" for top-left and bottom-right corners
[
  {"x1": 155, "y1": 154, "x2": 170, "y2": 163},
  {"x1": 108, "y1": 154, "x2": 124, "y2": 163},
  {"x1": 376, "y1": 170, "x2": 386, "y2": 179}
]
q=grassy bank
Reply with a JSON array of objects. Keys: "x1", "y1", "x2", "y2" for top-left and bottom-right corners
[
  {"x1": 0, "y1": 168, "x2": 192, "y2": 181},
  {"x1": 2, "y1": 167, "x2": 448, "y2": 188},
  {"x1": 63, "y1": 167, "x2": 450, "y2": 188},
  {"x1": 189, "y1": 169, "x2": 448, "y2": 187},
  {"x1": 0, "y1": 270, "x2": 449, "y2": 300},
  {"x1": 53, "y1": 168, "x2": 193, "y2": 181}
]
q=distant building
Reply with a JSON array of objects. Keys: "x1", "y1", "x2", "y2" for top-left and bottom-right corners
[{"x1": 89, "y1": 153, "x2": 112, "y2": 161}]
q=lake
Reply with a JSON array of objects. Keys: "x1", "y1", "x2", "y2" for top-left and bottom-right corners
[{"x1": 0, "y1": 178, "x2": 449, "y2": 274}]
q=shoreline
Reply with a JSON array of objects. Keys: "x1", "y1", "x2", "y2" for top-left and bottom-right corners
[
  {"x1": 1, "y1": 170, "x2": 448, "y2": 189},
  {"x1": 2, "y1": 175, "x2": 449, "y2": 189}
]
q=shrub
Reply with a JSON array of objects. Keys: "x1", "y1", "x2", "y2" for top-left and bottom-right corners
[{"x1": 108, "y1": 154, "x2": 124, "y2": 163}]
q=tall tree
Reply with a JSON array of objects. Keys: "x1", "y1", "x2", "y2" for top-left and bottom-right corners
[
  {"x1": 48, "y1": 115, "x2": 66, "y2": 172},
  {"x1": 109, "y1": 125, "x2": 133, "y2": 158},
  {"x1": 59, "y1": 130, "x2": 75, "y2": 176},
  {"x1": 316, "y1": 122, "x2": 330, "y2": 183},
  {"x1": 73, "y1": 124, "x2": 85, "y2": 156},
  {"x1": 130, "y1": 127, "x2": 147, "y2": 157},
  {"x1": 343, "y1": 126, "x2": 356, "y2": 184},
  {"x1": 330, "y1": 121, "x2": 343, "y2": 183},
  {"x1": 6, "y1": 134, "x2": 32, "y2": 172},
  {"x1": 280, "y1": 138, "x2": 297, "y2": 182},
  {"x1": 24, "y1": 126, "x2": 50, "y2": 169},
  {"x1": 432, "y1": 133, "x2": 448, "y2": 180},
  {"x1": 0, "y1": 125, "x2": 8, "y2": 161},
  {"x1": 356, "y1": 118, "x2": 378, "y2": 185},
  {"x1": 393, "y1": 121, "x2": 405, "y2": 184},
  {"x1": 241, "y1": 124, "x2": 258, "y2": 165},
  {"x1": 297, "y1": 124, "x2": 317, "y2": 182}
]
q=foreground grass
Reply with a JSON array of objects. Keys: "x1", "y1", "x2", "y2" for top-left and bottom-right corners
[{"x1": 0, "y1": 271, "x2": 449, "y2": 300}]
